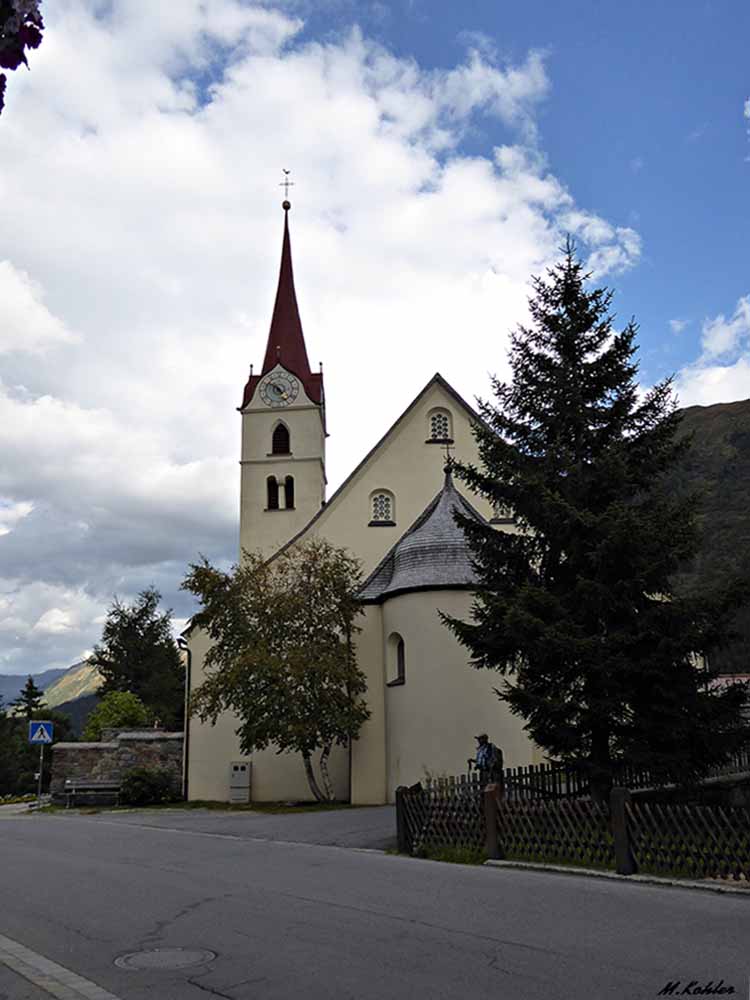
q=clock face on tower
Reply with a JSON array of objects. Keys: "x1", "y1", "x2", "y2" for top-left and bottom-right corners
[{"x1": 259, "y1": 371, "x2": 300, "y2": 408}]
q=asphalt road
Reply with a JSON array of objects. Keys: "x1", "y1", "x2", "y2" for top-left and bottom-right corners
[
  {"x1": 0, "y1": 808, "x2": 747, "y2": 1000},
  {"x1": 66, "y1": 803, "x2": 399, "y2": 850}
]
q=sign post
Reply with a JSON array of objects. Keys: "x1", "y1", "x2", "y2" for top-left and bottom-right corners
[{"x1": 28, "y1": 721, "x2": 54, "y2": 809}]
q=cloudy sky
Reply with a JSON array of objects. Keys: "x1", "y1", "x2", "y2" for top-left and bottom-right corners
[{"x1": 0, "y1": 0, "x2": 748, "y2": 678}]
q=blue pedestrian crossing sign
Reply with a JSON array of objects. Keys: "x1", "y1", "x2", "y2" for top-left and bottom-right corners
[{"x1": 28, "y1": 720, "x2": 54, "y2": 744}]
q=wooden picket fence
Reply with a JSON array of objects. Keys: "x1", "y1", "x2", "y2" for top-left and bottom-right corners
[
  {"x1": 396, "y1": 779, "x2": 750, "y2": 881},
  {"x1": 399, "y1": 774, "x2": 486, "y2": 855},
  {"x1": 494, "y1": 798, "x2": 615, "y2": 869},
  {"x1": 480, "y1": 747, "x2": 750, "y2": 802},
  {"x1": 625, "y1": 799, "x2": 750, "y2": 881},
  {"x1": 503, "y1": 762, "x2": 588, "y2": 800}
]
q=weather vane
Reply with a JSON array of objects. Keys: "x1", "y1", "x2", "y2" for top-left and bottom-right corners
[
  {"x1": 443, "y1": 441, "x2": 454, "y2": 468},
  {"x1": 279, "y1": 169, "x2": 294, "y2": 200}
]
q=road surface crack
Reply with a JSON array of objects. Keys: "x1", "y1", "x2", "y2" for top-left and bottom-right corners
[
  {"x1": 140, "y1": 892, "x2": 234, "y2": 946},
  {"x1": 187, "y1": 975, "x2": 235, "y2": 998}
]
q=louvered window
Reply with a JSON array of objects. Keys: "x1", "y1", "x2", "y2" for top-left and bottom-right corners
[
  {"x1": 371, "y1": 492, "x2": 393, "y2": 523},
  {"x1": 428, "y1": 410, "x2": 452, "y2": 441}
]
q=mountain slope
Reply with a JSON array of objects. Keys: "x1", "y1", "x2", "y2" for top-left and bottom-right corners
[
  {"x1": 43, "y1": 660, "x2": 103, "y2": 708},
  {"x1": 671, "y1": 398, "x2": 750, "y2": 673},
  {"x1": 0, "y1": 668, "x2": 68, "y2": 705},
  {"x1": 53, "y1": 693, "x2": 102, "y2": 736}
]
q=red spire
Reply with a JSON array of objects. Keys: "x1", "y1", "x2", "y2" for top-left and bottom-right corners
[
  {"x1": 240, "y1": 202, "x2": 323, "y2": 408},
  {"x1": 261, "y1": 204, "x2": 312, "y2": 378}
]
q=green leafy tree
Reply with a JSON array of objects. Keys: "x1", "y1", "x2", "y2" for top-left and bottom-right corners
[
  {"x1": 11, "y1": 675, "x2": 45, "y2": 719},
  {"x1": 445, "y1": 241, "x2": 750, "y2": 800},
  {"x1": 0, "y1": 704, "x2": 74, "y2": 796},
  {"x1": 182, "y1": 538, "x2": 369, "y2": 802},
  {"x1": 82, "y1": 691, "x2": 153, "y2": 742},
  {"x1": 0, "y1": 0, "x2": 44, "y2": 115},
  {"x1": 91, "y1": 587, "x2": 184, "y2": 729},
  {"x1": 0, "y1": 696, "x2": 17, "y2": 794}
]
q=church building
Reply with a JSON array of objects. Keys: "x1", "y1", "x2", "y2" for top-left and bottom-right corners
[{"x1": 186, "y1": 200, "x2": 538, "y2": 804}]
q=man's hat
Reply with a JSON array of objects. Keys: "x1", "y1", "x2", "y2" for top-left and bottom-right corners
[{"x1": 475, "y1": 733, "x2": 488, "y2": 741}]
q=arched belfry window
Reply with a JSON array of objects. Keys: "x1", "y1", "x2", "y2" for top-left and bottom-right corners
[
  {"x1": 266, "y1": 476, "x2": 279, "y2": 510},
  {"x1": 427, "y1": 408, "x2": 453, "y2": 443},
  {"x1": 284, "y1": 476, "x2": 295, "y2": 510},
  {"x1": 369, "y1": 490, "x2": 395, "y2": 526},
  {"x1": 272, "y1": 423, "x2": 290, "y2": 455},
  {"x1": 387, "y1": 632, "x2": 406, "y2": 686}
]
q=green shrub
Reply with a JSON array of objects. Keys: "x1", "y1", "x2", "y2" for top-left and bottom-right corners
[
  {"x1": 83, "y1": 691, "x2": 153, "y2": 741},
  {"x1": 120, "y1": 767, "x2": 178, "y2": 806}
]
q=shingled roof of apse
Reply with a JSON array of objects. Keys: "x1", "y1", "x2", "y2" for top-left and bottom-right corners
[{"x1": 358, "y1": 468, "x2": 486, "y2": 603}]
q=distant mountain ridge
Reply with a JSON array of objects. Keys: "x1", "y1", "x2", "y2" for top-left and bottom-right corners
[
  {"x1": 0, "y1": 661, "x2": 103, "y2": 713},
  {"x1": 0, "y1": 668, "x2": 67, "y2": 706},
  {"x1": 43, "y1": 660, "x2": 103, "y2": 708}
]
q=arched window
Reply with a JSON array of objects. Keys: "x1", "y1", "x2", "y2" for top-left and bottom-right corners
[
  {"x1": 272, "y1": 423, "x2": 290, "y2": 455},
  {"x1": 369, "y1": 490, "x2": 395, "y2": 525},
  {"x1": 387, "y1": 632, "x2": 405, "y2": 686},
  {"x1": 397, "y1": 637, "x2": 405, "y2": 682},
  {"x1": 266, "y1": 476, "x2": 279, "y2": 510},
  {"x1": 427, "y1": 408, "x2": 452, "y2": 442},
  {"x1": 284, "y1": 476, "x2": 295, "y2": 510}
]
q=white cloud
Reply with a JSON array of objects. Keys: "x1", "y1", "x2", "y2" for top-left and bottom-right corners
[
  {"x1": 669, "y1": 318, "x2": 688, "y2": 334},
  {"x1": 0, "y1": 579, "x2": 105, "y2": 671},
  {"x1": 586, "y1": 229, "x2": 642, "y2": 279},
  {"x1": 675, "y1": 357, "x2": 750, "y2": 408},
  {"x1": 675, "y1": 295, "x2": 750, "y2": 407},
  {"x1": 700, "y1": 296, "x2": 750, "y2": 358},
  {"x1": 0, "y1": 0, "x2": 644, "y2": 674},
  {"x1": 33, "y1": 608, "x2": 77, "y2": 635},
  {"x1": 0, "y1": 262, "x2": 78, "y2": 355},
  {"x1": 0, "y1": 500, "x2": 34, "y2": 537},
  {"x1": 554, "y1": 209, "x2": 641, "y2": 278}
]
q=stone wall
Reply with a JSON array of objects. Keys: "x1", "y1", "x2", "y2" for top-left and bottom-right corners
[{"x1": 50, "y1": 728, "x2": 183, "y2": 802}]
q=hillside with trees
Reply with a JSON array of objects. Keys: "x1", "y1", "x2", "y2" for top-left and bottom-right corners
[{"x1": 670, "y1": 397, "x2": 750, "y2": 674}]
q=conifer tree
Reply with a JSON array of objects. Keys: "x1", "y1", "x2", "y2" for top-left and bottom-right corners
[
  {"x1": 445, "y1": 241, "x2": 749, "y2": 799},
  {"x1": 91, "y1": 588, "x2": 184, "y2": 729},
  {"x1": 12, "y1": 675, "x2": 45, "y2": 719}
]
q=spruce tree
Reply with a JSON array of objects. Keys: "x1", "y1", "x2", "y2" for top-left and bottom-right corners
[
  {"x1": 446, "y1": 241, "x2": 749, "y2": 799},
  {"x1": 12, "y1": 676, "x2": 46, "y2": 719},
  {"x1": 91, "y1": 588, "x2": 184, "y2": 729}
]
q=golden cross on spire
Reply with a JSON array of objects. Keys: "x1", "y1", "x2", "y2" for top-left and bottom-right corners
[{"x1": 279, "y1": 169, "x2": 294, "y2": 200}]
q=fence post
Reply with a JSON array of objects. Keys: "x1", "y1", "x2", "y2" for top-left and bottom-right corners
[
  {"x1": 396, "y1": 786, "x2": 410, "y2": 854},
  {"x1": 484, "y1": 783, "x2": 503, "y2": 860},
  {"x1": 610, "y1": 786, "x2": 637, "y2": 875}
]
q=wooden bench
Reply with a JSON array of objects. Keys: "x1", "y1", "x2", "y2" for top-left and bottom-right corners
[{"x1": 64, "y1": 779, "x2": 121, "y2": 808}]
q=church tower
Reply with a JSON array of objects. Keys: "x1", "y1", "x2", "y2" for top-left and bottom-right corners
[{"x1": 238, "y1": 199, "x2": 326, "y2": 558}]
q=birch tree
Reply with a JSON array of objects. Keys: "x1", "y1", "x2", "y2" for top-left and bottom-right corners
[{"x1": 183, "y1": 539, "x2": 369, "y2": 802}]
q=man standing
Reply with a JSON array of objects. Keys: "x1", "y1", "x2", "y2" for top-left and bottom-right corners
[{"x1": 469, "y1": 733, "x2": 503, "y2": 787}]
